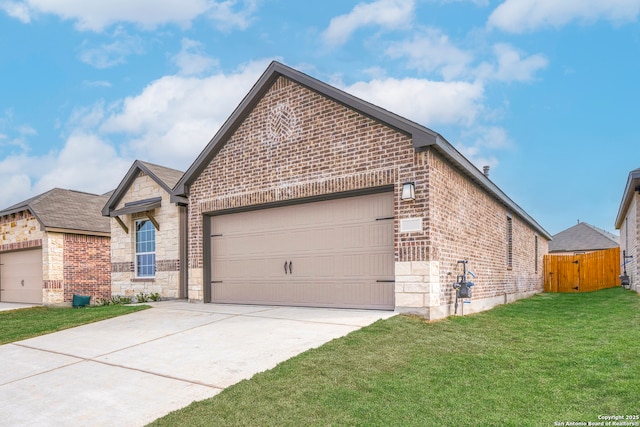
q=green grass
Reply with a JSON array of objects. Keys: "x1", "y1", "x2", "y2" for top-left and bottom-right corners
[
  {"x1": 151, "y1": 288, "x2": 640, "y2": 427},
  {"x1": 0, "y1": 304, "x2": 150, "y2": 345}
]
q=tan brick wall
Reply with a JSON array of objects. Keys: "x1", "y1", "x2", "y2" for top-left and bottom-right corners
[
  {"x1": 110, "y1": 173, "x2": 182, "y2": 298},
  {"x1": 187, "y1": 75, "x2": 548, "y2": 318}
]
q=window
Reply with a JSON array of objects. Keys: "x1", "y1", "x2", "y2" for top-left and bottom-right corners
[
  {"x1": 534, "y1": 235, "x2": 539, "y2": 273},
  {"x1": 136, "y1": 219, "x2": 155, "y2": 277},
  {"x1": 506, "y1": 216, "x2": 513, "y2": 269}
]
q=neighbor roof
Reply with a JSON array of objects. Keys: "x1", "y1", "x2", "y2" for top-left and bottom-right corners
[
  {"x1": 102, "y1": 160, "x2": 185, "y2": 217},
  {"x1": 549, "y1": 222, "x2": 619, "y2": 253},
  {"x1": 173, "y1": 61, "x2": 551, "y2": 239},
  {"x1": 0, "y1": 188, "x2": 111, "y2": 235},
  {"x1": 615, "y1": 167, "x2": 640, "y2": 229}
]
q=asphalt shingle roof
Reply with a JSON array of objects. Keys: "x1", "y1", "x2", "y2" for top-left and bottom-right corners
[
  {"x1": 549, "y1": 222, "x2": 619, "y2": 253},
  {"x1": 138, "y1": 161, "x2": 184, "y2": 190},
  {"x1": 102, "y1": 160, "x2": 186, "y2": 217},
  {"x1": 0, "y1": 188, "x2": 111, "y2": 234}
]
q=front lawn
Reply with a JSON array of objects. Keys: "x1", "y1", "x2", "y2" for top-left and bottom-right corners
[
  {"x1": 0, "y1": 304, "x2": 149, "y2": 345},
  {"x1": 151, "y1": 288, "x2": 640, "y2": 426}
]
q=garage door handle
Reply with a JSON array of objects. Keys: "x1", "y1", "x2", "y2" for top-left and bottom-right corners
[
  {"x1": 289, "y1": 261, "x2": 293, "y2": 274},
  {"x1": 284, "y1": 261, "x2": 289, "y2": 274}
]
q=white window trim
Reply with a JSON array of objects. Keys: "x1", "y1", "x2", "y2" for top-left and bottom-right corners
[{"x1": 135, "y1": 219, "x2": 156, "y2": 278}]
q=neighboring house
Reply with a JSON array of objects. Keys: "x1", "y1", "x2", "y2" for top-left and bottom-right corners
[
  {"x1": 615, "y1": 167, "x2": 640, "y2": 292},
  {"x1": 549, "y1": 222, "x2": 619, "y2": 255},
  {"x1": 172, "y1": 61, "x2": 551, "y2": 320},
  {"x1": 0, "y1": 189, "x2": 111, "y2": 304},
  {"x1": 102, "y1": 160, "x2": 187, "y2": 299}
]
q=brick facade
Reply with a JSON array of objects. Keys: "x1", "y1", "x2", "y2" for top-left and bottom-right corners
[
  {"x1": 619, "y1": 191, "x2": 639, "y2": 291},
  {"x1": 185, "y1": 74, "x2": 549, "y2": 319},
  {"x1": 0, "y1": 211, "x2": 111, "y2": 304},
  {"x1": 63, "y1": 234, "x2": 111, "y2": 302}
]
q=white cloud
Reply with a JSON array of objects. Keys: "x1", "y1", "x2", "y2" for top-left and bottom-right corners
[
  {"x1": 208, "y1": 0, "x2": 259, "y2": 31},
  {"x1": 0, "y1": 169, "x2": 34, "y2": 208},
  {"x1": 79, "y1": 27, "x2": 144, "y2": 69},
  {"x1": 78, "y1": 27, "x2": 145, "y2": 68},
  {"x1": 385, "y1": 28, "x2": 474, "y2": 80},
  {"x1": 33, "y1": 132, "x2": 131, "y2": 195},
  {"x1": 342, "y1": 77, "x2": 484, "y2": 126},
  {"x1": 455, "y1": 126, "x2": 511, "y2": 170},
  {"x1": 0, "y1": 132, "x2": 130, "y2": 208},
  {"x1": 0, "y1": 58, "x2": 274, "y2": 209},
  {"x1": 488, "y1": 0, "x2": 640, "y2": 33},
  {"x1": 0, "y1": 1, "x2": 31, "y2": 22},
  {"x1": 0, "y1": 114, "x2": 37, "y2": 154},
  {"x1": 82, "y1": 80, "x2": 112, "y2": 88},
  {"x1": 322, "y1": 0, "x2": 415, "y2": 47},
  {"x1": 384, "y1": 29, "x2": 546, "y2": 83},
  {"x1": 2, "y1": 0, "x2": 260, "y2": 32},
  {"x1": 475, "y1": 43, "x2": 548, "y2": 83},
  {"x1": 99, "y1": 59, "x2": 271, "y2": 167},
  {"x1": 171, "y1": 38, "x2": 219, "y2": 76}
]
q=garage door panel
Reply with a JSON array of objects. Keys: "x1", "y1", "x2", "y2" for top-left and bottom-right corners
[
  {"x1": 210, "y1": 192, "x2": 394, "y2": 310},
  {"x1": 0, "y1": 249, "x2": 43, "y2": 304},
  {"x1": 213, "y1": 280, "x2": 394, "y2": 310}
]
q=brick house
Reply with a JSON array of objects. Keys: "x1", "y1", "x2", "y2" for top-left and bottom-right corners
[
  {"x1": 102, "y1": 160, "x2": 187, "y2": 299},
  {"x1": 615, "y1": 167, "x2": 639, "y2": 292},
  {"x1": 549, "y1": 222, "x2": 618, "y2": 255},
  {"x1": 172, "y1": 61, "x2": 551, "y2": 320},
  {"x1": 0, "y1": 188, "x2": 111, "y2": 305}
]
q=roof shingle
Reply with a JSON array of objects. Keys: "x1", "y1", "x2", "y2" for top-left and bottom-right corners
[
  {"x1": 549, "y1": 222, "x2": 619, "y2": 253},
  {"x1": 0, "y1": 188, "x2": 111, "y2": 234}
]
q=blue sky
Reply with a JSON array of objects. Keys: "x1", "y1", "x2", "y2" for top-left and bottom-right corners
[{"x1": 1, "y1": 0, "x2": 639, "y2": 235}]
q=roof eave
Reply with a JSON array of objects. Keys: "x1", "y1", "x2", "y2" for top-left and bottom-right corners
[
  {"x1": 426, "y1": 134, "x2": 552, "y2": 240},
  {"x1": 615, "y1": 169, "x2": 640, "y2": 229},
  {"x1": 173, "y1": 61, "x2": 441, "y2": 198},
  {"x1": 172, "y1": 60, "x2": 550, "y2": 240},
  {"x1": 44, "y1": 227, "x2": 110, "y2": 237},
  {"x1": 103, "y1": 160, "x2": 178, "y2": 216},
  {"x1": 0, "y1": 206, "x2": 47, "y2": 230}
]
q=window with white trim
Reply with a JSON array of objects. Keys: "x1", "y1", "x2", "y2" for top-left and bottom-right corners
[
  {"x1": 506, "y1": 216, "x2": 513, "y2": 269},
  {"x1": 136, "y1": 219, "x2": 155, "y2": 277}
]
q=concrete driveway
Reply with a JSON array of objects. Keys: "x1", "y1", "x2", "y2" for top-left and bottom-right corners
[
  {"x1": 0, "y1": 301, "x2": 394, "y2": 426},
  {"x1": 0, "y1": 302, "x2": 39, "y2": 311}
]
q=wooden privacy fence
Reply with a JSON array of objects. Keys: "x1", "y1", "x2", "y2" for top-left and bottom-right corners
[{"x1": 544, "y1": 247, "x2": 620, "y2": 293}]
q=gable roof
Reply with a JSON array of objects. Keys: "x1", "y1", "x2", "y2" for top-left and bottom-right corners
[
  {"x1": 173, "y1": 61, "x2": 551, "y2": 240},
  {"x1": 615, "y1": 167, "x2": 640, "y2": 229},
  {"x1": 102, "y1": 160, "x2": 185, "y2": 217},
  {"x1": 0, "y1": 188, "x2": 111, "y2": 235},
  {"x1": 549, "y1": 222, "x2": 619, "y2": 253}
]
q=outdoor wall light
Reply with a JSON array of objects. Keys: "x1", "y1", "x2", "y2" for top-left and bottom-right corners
[{"x1": 401, "y1": 182, "x2": 415, "y2": 201}]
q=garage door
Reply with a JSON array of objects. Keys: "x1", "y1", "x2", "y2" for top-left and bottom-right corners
[
  {"x1": 0, "y1": 249, "x2": 43, "y2": 303},
  {"x1": 210, "y1": 192, "x2": 395, "y2": 309}
]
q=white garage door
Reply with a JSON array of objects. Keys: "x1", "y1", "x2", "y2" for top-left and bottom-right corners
[
  {"x1": 0, "y1": 249, "x2": 43, "y2": 304},
  {"x1": 210, "y1": 192, "x2": 395, "y2": 309}
]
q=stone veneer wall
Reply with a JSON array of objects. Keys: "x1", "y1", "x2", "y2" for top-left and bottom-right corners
[
  {"x1": 110, "y1": 173, "x2": 182, "y2": 298},
  {"x1": 186, "y1": 75, "x2": 548, "y2": 318},
  {"x1": 42, "y1": 232, "x2": 64, "y2": 304},
  {"x1": 0, "y1": 211, "x2": 44, "y2": 249}
]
